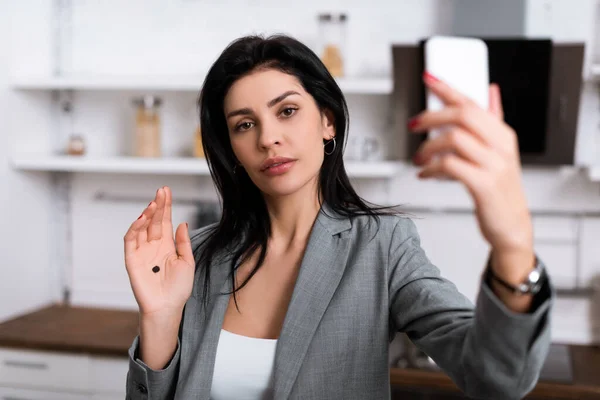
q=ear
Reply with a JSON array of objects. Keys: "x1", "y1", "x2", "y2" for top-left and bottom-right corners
[{"x1": 321, "y1": 109, "x2": 336, "y2": 140}]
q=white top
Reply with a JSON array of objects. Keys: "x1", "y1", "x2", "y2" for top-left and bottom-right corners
[{"x1": 210, "y1": 329, "x2": 278, "y2": 400}]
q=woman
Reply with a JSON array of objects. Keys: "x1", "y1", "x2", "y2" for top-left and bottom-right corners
[{"x1": 124, "y1": 35, "x2": 552, "y2": 400}]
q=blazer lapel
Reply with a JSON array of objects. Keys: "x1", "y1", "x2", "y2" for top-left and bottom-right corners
[{"x1": 272, "y1": 204, "x2": 352, "y2": 399}]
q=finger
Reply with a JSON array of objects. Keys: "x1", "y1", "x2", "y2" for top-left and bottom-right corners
[
  {"x1": 423, "y1": 71, "x2": 472, "y2": 107},
  {"x1": 175, "y1": 222, "x2": 194, "y2": 266},
  {"x1": 418, "y1": 153, "x2": 484, "y2": 190},
  {"x1": 148, "y1": 188, "x2": 165, "y2": 241},
  {"x1": 409, "y1": 106, "x2": 504, "y2": 149},
  {"x1": 163, "y1": 186, "x2": 172, "y2": 224},
  {"x1": 163, "y1": 186, "x2": 174, "y2": 239},
  {"x1": 124, "y1": 213, "x2": 147, "y2": 258},
  {"x1": 489, "y1": 83, "x2": 504, "y2": 120},
  {"x1": 137, "y1": 202, "x2": 155, "y2": 247},
  {"x1": 414, "y1": 128, "x2": 497, "y2": 168}
]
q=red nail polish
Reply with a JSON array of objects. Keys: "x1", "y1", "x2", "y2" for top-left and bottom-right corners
[
  {"x1": 407, "y1": 118, "x2": 419, "y2": 130},
  {"x1": 148, "y1": 202, "x2": 153, "y2": 208},
  {"x1": 423, "y1": 71, "x2": 439, "y2": 83},
  {"x1": 137, "y1": 213, "x2": 144, "y2": 220}
]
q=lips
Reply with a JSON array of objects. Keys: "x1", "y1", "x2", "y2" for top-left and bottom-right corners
[
  {"x1": 268, "y1": 162, "x2": 286, "y2": 169},
  {"x1": 260, "y1": 156, "x2": 297, "y2": 171}
]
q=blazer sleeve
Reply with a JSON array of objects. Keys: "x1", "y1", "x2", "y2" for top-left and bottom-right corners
[
  {"x1": 388, "y1": 217, "x2": 554, "y2": 400},
  {"x1": 126, "y1": 335, "x2": 181, "y2": 399}
]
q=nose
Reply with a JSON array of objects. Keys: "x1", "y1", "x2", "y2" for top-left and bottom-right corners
[{"x1": 257, "y1": 120, "x2": 282, "y2": 149}]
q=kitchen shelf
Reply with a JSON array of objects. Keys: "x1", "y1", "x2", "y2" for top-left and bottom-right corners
[
  {"x1": 10, "y1": 74, "x2": 394, "y2": 94},
  {"x1": 10, "y1": 155, "x2": 404, "y2": 178}
]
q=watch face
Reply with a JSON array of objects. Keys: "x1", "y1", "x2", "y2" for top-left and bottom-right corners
[
  {"x1": 529, "y1": 264, "x2": 546, "y2": 294},
  {"x1": 528, "y1": 269, "x2": 541, "y2": 284}
]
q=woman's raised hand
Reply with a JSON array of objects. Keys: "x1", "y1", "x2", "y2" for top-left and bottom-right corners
[
  {"x1": 409, "y1": 72, "x2": 535, "y2": 284},
  {"x1": 124, "y1": 186, "x2": 195, "y2": 318}
]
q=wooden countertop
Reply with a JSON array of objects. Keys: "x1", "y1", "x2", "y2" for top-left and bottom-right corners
[
  {"x1": 390, "y1": 360, "x2": 600, "y2": 399},
  {"x1": 390, "y1": 343, "x2": 600, "y2": 399},
  {"x1": 0, "y1": 304, "x2": 598, "y2": 398},
  {"x1": 0, "y1": 303, "x2": 138, "y2": 357}
]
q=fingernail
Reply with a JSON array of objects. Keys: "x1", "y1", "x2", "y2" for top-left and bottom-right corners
[
  {"x1": 423, "y1": 71, "x2": 439, "y2": 83},
  {"x1": 185, "y1": 222, "x2": 188, "y2": 229},
  {"x1": 407, "y1": 117, "x2": 419, "y2": 130},
  {"x1": 137, "y1": 213, "x2": 144, "y2": 220},
  {"x1": 148, "y1": 201, "x2": 153, "y2": 208}
]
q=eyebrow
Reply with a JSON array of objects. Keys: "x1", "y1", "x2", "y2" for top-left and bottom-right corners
[{"x1": 225, "y1": 90, "x2": 301, "y2": 119}]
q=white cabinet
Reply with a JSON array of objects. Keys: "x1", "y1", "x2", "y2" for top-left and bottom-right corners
[
  {"x1": 580, "y1": 217, "x2": 600, "y2": 285},
  {"x1": 0, "y1": 348, "x2": 127, "y2": 399},
  {"x1": 89, "y1": 356, "x2": 129, "y2": 398},
  {"x1": 411, "y1": 212, "x2": 581, "y2": 302},
  {"x1": 0, "y1": 387, "x2": 90, "y2": 400},
  {"x1": 523, "y1": 0, "x2": 553, "y2": 37},
  {"x1": 524, "y1": 0, "x2": 596, "y2": 40},
  {"x1": 534, "y1": 244, "x2": 578, "y2": 288},
  {"x1": 0, "y1": 348, "x2": 90, "y2": 393},
  {"x1": 532, "y1": 215, "x2": 579, "y2": 289},
  {"x1": 0, "y1": 388, "x2": 126, "y2": 400},
  {"x1": 524, "y1": 0, "x2": 597, "y2": 78}
]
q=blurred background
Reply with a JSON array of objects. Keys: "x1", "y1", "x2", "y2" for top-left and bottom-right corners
[{"x1": 0, "y1": 0, "x2": 599, "y2": 399}]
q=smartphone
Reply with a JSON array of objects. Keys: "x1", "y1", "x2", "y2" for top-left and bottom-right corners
[{"x1": 424, "y1": 36, "x2": 490, "y2": 140}]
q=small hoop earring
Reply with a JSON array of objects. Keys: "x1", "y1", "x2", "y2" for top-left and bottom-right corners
[{"x1": 324, "y1": 137, "x2": 336, "y2": 156}]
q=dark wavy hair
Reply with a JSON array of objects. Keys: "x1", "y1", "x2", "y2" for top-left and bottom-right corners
[{"x1": 194, "y1": 34, "x2": 400, "y2": 311}]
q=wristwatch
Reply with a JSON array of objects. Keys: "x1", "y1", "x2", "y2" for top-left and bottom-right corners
[{"x1": 484, "y1": 255, "x2": 547, "y2": 295}]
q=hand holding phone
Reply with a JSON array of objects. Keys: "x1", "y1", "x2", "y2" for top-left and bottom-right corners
[{"x1": 409, "y1": 40, "x2": 536, "y2": 308}]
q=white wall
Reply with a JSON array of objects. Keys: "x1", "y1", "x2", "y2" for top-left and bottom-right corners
[
  {"x1": 3, "y1": 0, "x2": 600, "y2": 344},
  {"x1": 0, "y1": 1, "x2": 57, "y2": 321}
]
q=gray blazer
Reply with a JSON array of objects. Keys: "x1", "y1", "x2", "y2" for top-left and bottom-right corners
[{"x1": 126, "y1": 204, "x2": 553, "y2": 400}]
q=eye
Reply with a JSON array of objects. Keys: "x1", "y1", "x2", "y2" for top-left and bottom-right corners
[
  {"x1": 280, "y1": 107, "x2": 298, "y2": 117},
  {"x1": 234, "y1": 121, "x2": 254, "y2": 132}
]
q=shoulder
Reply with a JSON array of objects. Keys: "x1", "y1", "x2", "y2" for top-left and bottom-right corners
[
  {"x1": 341, "y1": 213, "x2": 429, "y2": 281},
  {"x1": 339, "y1": 213, "x2": 424, "y2": 266},
  {"x1": 348, "y1": 213, "x2": 421, "y2": 245}
]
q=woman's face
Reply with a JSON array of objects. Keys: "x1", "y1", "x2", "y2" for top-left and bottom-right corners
[{"x1": 223, "y1": 68, "x2": 335, "y2": 198}]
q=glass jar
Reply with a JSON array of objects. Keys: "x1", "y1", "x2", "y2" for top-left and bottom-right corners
[
  {"x1": 318, "y1": 13, "x2": 347, "y2": 77},
  {"x1": 132, "y1": 95, "x2": 162, "y2": 158},
  {"x1": 66, "y1": 134, "x2": 86, "y2": 156}
]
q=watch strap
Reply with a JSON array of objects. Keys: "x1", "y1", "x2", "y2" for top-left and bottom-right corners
[{"x1": 484, "y1": 254, "x2": 545, "y2": 295}]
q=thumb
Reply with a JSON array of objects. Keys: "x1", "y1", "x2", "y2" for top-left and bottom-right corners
[
  {"x1": 488, "y1": 83, "x2": 504, "y2": 120},
  {"x1": 175, "y1": 222, "x2": 194, "y2": 266}
]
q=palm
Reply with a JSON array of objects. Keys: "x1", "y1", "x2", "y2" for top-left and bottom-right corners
[{"x1": 124, "y1": 186, "x2": 195, "y2": 316}]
